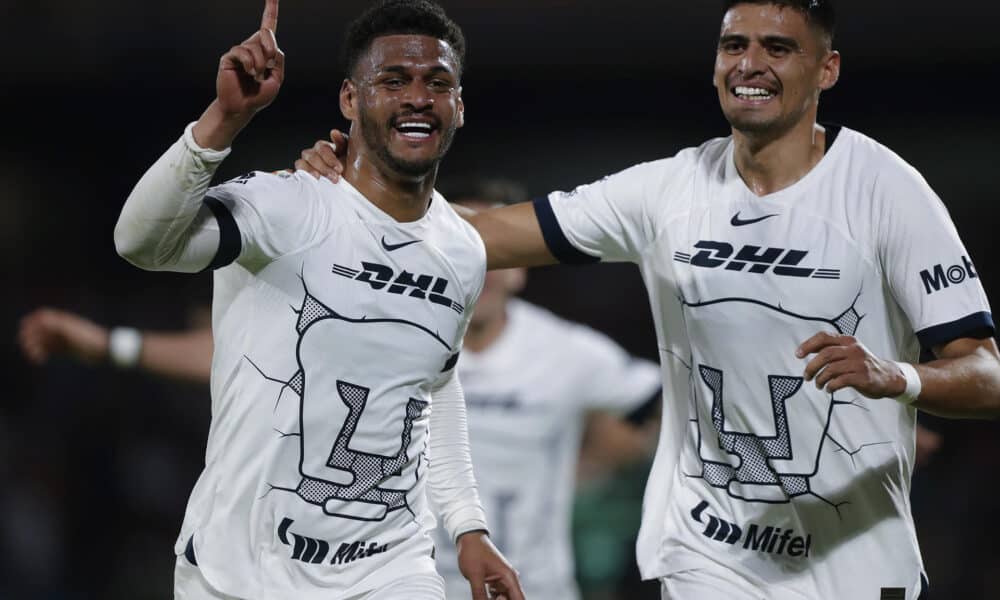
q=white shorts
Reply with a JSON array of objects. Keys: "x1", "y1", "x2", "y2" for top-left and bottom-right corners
[
  {"x1": 174, "y1": 555, "x2": 446, "y2": 600},
  {"x1": 660, "y1": 568, "x2": 930, "y2": 600},
  {"x1": 173, "y1": 556, "x2": 238, "y2": 600},
  {"x1": 660, "y1": 568, "x2": 768, "y2": 600}
]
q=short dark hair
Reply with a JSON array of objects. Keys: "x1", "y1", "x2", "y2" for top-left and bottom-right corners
[
  {"x1": 722, "y1": 0, "x2": 836, "y2": 43},
  {"x1": 343, "y1": 0, "x2": 466, "y2": 78}
]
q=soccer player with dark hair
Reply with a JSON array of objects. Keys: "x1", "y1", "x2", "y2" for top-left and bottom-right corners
[
  {"x1": 298, "y1": 1, "x2": 1000, "y2": 597},
  {"x1": 22, "y1": 180, "x2": 666, "y2": 600},
  {"x1": 113, "y1": 0, "x2": 522, "y2": 598}
]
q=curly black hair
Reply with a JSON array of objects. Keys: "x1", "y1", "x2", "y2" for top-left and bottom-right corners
[{"x1": 342, "y1": 0, "x2": 466, "y2": 78}]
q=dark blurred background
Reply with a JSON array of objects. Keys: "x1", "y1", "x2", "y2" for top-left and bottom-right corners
[{"x1": 3, "y1": 0, "x2": 999, "y2": 597}]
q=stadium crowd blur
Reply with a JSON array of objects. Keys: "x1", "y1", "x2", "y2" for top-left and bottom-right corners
[{"x1": 4, "y1": 0, "x2": 1000, "y2": 597}]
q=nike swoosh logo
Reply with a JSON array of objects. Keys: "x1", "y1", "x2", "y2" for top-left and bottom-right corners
[
  {"x1": 730, "y1": 212, "x2": 779, "y2": 227},
  {"x1": 381, "y1": 236, "x2": 422, "y2": 252}
]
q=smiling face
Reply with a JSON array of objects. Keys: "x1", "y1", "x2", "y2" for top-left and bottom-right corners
[
  {"x1": 714, "y1": 3, "x2": 839, "y2": 137},
  {"x1": 341, "y1": 34, "x2": 464, "y2": 178}
]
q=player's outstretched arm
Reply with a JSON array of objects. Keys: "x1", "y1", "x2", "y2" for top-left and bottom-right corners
[
  {"x1": 18, "y1": 308, "x2": 213, "y2": 384},
  {"x1": 798, "y1": 332, "x2": 1000, "y2": 418},
  {"x1": 295, "y1": 131, "x2": 557, "y2": 270},
  {"x1": 115, "y1": 0, "x2": 284, "y2": 272}
]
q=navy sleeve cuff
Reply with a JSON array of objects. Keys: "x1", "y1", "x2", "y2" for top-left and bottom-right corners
[
  {"x1": 916, "y1": 311, "x2": 995, "y2": 350},
  {"x1": 200, "y1": 195, "x2": 242, "y2": 272},
  {"x1": 532, "y1": 197, "x2": 600, "y2": 265}
]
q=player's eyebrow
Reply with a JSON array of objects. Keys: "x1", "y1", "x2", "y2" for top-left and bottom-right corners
[
  {"x1": 761, "y1": 35, "x2": 801, "y2": 50},
  {"x1": 718, "y1": 33, "x2": 749, "y2": 47},
  {"x1": 718, "y1": 33, "x2": 802, "y2": 52},
  {"x1": 379, "y1": 64, "x2": 455, "y2": 76}
]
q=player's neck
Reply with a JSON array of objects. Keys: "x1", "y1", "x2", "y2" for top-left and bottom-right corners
[
  {"x1": 732, "y1": 119, "x2": 827, "y2": 197},
  {"x1": 464, "y1": 310, "x2": 508, "y2": 353},
  {"x1": 343, "y1": 148, "x2": 436, "y2": 222}
]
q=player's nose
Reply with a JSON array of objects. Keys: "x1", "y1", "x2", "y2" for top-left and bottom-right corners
[
  {"x1": 738, "y1": 44, "x2": 767, "y2": 76},
  {"x1": 401, "y1": 81, "x2": 435, "y2": 109}
]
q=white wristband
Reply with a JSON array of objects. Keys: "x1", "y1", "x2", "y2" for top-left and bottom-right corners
[
  {"x1": 109, "y1": 327, "x2": 143, "y2": 369},
  {"x1": 891, "y1": 361, "x2": 922, "y2": 405}
]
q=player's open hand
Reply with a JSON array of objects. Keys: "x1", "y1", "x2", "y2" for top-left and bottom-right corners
[
  {"x1": 294, "y1": 129, "x2": 350, "y2": 182},
  {"x1": 18, "y1": 308, "x2": 109, "y2": 366},
  {"x1": 216, "y1": 0, "x2": 285, "y2": 117},
  {"x1": 456, "y1": 531, "x2": 524, "y2": 600},
  {"x1": 797, "y1": 331, "x2": 907, "y2": 398}
]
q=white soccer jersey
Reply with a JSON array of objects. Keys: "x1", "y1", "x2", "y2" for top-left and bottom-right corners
[
  {"x1": 537, "y1": 126, "x2": 993, "y2": 599},
  {"x1": 433, "y1": 299, "x2": 661, "y2": 600},
  {"x1": 171, "y1": 168, "x2": 486, "y2": 598}
]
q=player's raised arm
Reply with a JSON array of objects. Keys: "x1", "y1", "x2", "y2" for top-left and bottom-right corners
[
  {"x1": 115, "y1": 0, "x2": 285, "y2": 272},
  {"x1": 193, "y1": 0, "x2": 285, "y2": 150}
]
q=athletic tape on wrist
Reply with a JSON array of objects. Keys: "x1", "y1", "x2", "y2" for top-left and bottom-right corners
[
  {"x1": 109, "y1": 327, "x2": 143, "y2": 369},
  {"x1": 891, "y1": 361, "x2": 922, "y2": 405}
]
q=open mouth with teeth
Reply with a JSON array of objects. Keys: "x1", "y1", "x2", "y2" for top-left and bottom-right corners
[
  {"x1": 393, "y1": 121, "x2": 437, "y2": 140},
  {"x1": 732, "y1": 85, "x2": 777, "y2": 102}
]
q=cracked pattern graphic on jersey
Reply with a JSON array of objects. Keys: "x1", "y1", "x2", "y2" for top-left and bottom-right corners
[
  {"x1": 294, "y1": 380, "x2": 427, "y2": 520},
  {"x1": 679, "y1": 293, "x2": 886, "y2": 511},
  {"x1": 249, "y1": 276, "x2": 451, "y2": 522}
]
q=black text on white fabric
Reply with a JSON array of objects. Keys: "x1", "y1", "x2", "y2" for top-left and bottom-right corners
[
  {"x1": 332, "y1": 261, "x2": 465, "y2": 314},
  {"x1": 674, "y1": 241, "x2": 841, "y2": 280},
  {"x1": 919, "y1": 256, "x2": 978, "y2": 295}
]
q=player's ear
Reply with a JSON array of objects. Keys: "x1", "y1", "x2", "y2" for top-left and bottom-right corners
[
  {"x1": 340, "y1": 78, "x2": 358, "y2": 121},
  {"x1": 818, "y1": 50, "x2": 840, "y2": 92},
  {"x1": 455, "y1": 86, "x2": 465, "y2": 129}
]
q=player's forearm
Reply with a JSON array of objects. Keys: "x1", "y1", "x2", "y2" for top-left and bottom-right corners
[
  {"x1": 912, "y1": 346, "x2": 1000, "y2": 418},
  {"x1": 106, "y1": 326, "x2": 213, "y2": 384},
  {"x1": 114, "y1": 123, "x2": 230, "y2": 272},
  {"x1": 427, "y1": 371, "x2": 489, "y2": 542},
  {"x1": 192, "y1": 100, "x2": 255, "y2": 152},
  {"x1": 466, "y1": 203, "x2": 558, "y2": 270},
  {"x1": 138, "y1": 328, "x2": 214, "y2": 384}
]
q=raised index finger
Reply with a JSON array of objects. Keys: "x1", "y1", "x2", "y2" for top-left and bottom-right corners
[{"x1": 261, "y1": 0, "x2": 279, "y2": 33}]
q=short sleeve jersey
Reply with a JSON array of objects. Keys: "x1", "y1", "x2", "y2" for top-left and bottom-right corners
[
  {"x1": 177, "y1": 171, "x2": 486, "y2": 599},
  {"x1": 431, "y1": 299, "x2": 661, "y2": 600},
  {"x1": 537, "y1": 126, "x2": 993, "y2": 599}
]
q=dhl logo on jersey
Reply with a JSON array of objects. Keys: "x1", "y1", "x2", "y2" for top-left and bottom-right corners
[
  {"x1": 332, "y1": 261, "x2": 465, "y2": 314},
  {"x1": 674, "y1": 241, "x2": 840, "y2": 280}
]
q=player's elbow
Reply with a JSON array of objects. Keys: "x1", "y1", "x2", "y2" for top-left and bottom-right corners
[
  {"x1": 974, "y1": 351, "x2": 1000, "y2": 419},
  {"x1": 114, "y1": 215, "x2": 169, "y2": 271},
  {"x1": 114, "y1": 217, "x2": 151, "y2": 268},
  {"x1": 982, "y1": 375, "x2": 1000, "y2": 419}
]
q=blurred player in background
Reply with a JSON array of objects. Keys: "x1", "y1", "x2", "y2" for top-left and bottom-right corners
[
  {"x1": 111, "y1": 0, "x2": 521, "y2": 598},
  {"x1": 431, "y1": 180, "x2": 662, "y2": 600},
  {"x1": 296, "y1": 0, "x2": 1000, "y2": 597}
]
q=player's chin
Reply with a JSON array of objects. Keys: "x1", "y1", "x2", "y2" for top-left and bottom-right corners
[
  {"x1": 724, "y1": 109, "x2": 782, "y2": 134},
  {"x1": 386, "y1": 151, "x2": 441, "y2": 178}
]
